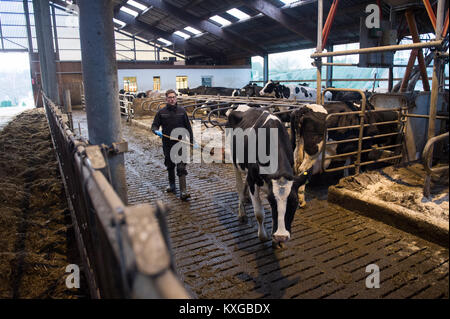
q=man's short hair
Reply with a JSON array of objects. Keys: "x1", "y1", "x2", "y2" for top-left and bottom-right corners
[{"x1": 165, "y1": 89, "x2": 177, "y2": 97}]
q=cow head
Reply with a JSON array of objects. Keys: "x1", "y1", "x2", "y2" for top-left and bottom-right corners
[
  {"x1": 260, "y1": 80, "x2": 279, "y2": 97},
  {"x1": 268, "y1": 173, "x2": 308, "y2": 247}
]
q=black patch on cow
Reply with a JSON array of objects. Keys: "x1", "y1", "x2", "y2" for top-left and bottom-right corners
[
  {"x1": 301, "y1": 87, "x2": 308, "y2": 97},
  {"x1": 295, "y1": 87, "x2": 300, "y2": 94},
  {"x1": 282, "y1": 86, "x2": 290, "y2": 98}
]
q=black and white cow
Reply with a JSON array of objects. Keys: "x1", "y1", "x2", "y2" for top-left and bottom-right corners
[
  {"x1": 226, "y1": 105, "x2": 308, "y2": 247},
  {"x1": 232, "y1": 83, "x2": 263, "y2": 97},
  {"x1": 260, "y1": 80, "x2": 332, "y2": 102},
  {"x1": 290, "y1": 102, "x2": 400, "y2": 207},
  {"x1": 179, "y1": 85, "x2": 237, "y2": 96}
]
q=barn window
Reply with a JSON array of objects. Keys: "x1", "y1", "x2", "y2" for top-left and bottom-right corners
[
  {"x1": 176, "y1": 76, "x2": 188, "y2": 90},
  {"x1": 153, "y1": 76, "x2": 161, "y2": 90},
  {"x1": 123, "y1": 77, "x2": 137, "y2": 92},
  {"x1": 201, "y1": 76, "x2": 212, "y2": 87}
]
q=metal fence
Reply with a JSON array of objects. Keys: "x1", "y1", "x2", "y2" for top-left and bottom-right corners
[{"x1": 42, "y1": 93, "x2": 190, "y2": 299}]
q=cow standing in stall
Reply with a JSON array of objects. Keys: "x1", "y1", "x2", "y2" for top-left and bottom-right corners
[
  {"x1": 290, "y1": 103, "x2": 400, "y2": 208},
  {"x1": 259, "y1": 80, "x2": 332, "y2": 102},
  {"x1": 232, "y1": 83, "x2": 263, "y2": 97},
  {"x1": 226, "y1": 105, "x2": 308, "y2": 248}
]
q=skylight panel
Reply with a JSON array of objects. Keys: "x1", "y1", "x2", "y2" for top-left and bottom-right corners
[
  {"x1": 209, "y1": 15, "x2": 231, "y2": 27},
  {"x1": 113, "y1": 18, "x2": 126, "y2": 27},
  {"x1": 127, "y1": 0, "x2": 148, "y2": 11},
  {"x1": 158, "y1": 38, "x2": 173, "y2": 46},
  {"x1": 184, "y1": 26, "x2": 202, "y2": 35},
  {"x1": 120, "y1": 6, "x2": 139, "y2": 17},
  {"x1": 174, "y1": 31, "x2": 191, "y2": 39},
  {"x1": 226, "y1": 8, "x2": 250, "y2": 20}
]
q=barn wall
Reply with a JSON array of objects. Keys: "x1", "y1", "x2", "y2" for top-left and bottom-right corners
[
  {"x1": 117, "y1": 67, "x2": 252, "y2": 92},
  {"x1": 30, "y1": 58, "x2": 251, "y2": 106}
]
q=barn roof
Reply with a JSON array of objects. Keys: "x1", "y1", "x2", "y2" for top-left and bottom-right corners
[{"x1": 51, "y1": 0, "x2": 441, "y2": 64}]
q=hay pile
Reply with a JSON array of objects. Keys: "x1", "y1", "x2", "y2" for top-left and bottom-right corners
[{"x1": 0, "y1": 108, "x2": 86, "y2": 298}]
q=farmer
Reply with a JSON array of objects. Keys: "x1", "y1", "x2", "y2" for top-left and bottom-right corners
[{"x1": 151, "y1": 89, "x2": 194, "y2": 200}]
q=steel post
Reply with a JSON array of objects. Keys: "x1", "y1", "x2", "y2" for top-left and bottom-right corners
[
  {"x1": 316, "y1": 0, "x2": 323, "y2": 104},
  {"x1": 424, "y1": 0, "x2": 445, "y2": 197},
  {"x1": 32, "y1": 0, "x2": 59, "y2": 105},
  {"x1": 78, "y1": 0, "x2": 128, "y2": 204},
  {"x1": 263, "y1": 54, "x2": 269, "y2": 84}
]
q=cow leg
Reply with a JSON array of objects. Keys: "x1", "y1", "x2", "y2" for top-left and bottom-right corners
[
  {"x1": 234, "y1": 166, "x2": 248, "y2": 223},
  {"x1": 298, "y1": 184, "x2": 307, "y2": 208},
  {"x1": 248, "y1": 184, "x2": 268, "y2": 242}
]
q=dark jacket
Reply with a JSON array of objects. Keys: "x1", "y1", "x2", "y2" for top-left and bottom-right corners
[{"x1": 151, "y1": 103, "x2": 193, "y2": 145}]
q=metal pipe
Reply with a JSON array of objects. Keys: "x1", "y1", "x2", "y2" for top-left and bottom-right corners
[
  {"x1": 435, "y1": 0, "x2": 445, "y2": 41},
  {"x1": 78, "y1": 0, "x2": 128, "y2": 204},
  {"x1": 32, "y1": 0, "x2": 59, "y2": 104},
  {"x1": 422, "y1": 132, "x2": 449, "y2": 176},
  {"x1": 316, "y1": 0, "x2": 323, "y2": 105},
  {"x1": 322, "y1": 62, "x2": 358, "y2": 66},
  {"x1": 443, "y1": 9, "x2": 449, "y2": 37},
  {"x1": 422, "y1": 0, "x2": 437, "y2": 31},
  {"x1": 322, "y1": 0, "x2": 339, "y2": 51},
  {"x1": 263, "y1": 54, "x2": 269, "y2": 84},
  {"x1": 424, "y1": 0, "x2": 445, "y2": 198},
  {"x1": 311, "y1": 40, "x2": 443, "y2": 58}
]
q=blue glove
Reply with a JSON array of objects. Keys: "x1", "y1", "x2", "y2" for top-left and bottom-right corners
[
  {"x1": 193, "y1": 142, "x2": 200, "y2": 149},
  {"x1": 154, "y1": 130, "x2": 163, "y2": 138}
]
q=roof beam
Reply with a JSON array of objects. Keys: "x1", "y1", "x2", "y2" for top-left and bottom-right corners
[
  {"x1": 244, "y1": 0, "x2": 316, "y2": 43},
  {"x1": 138, "y1": 0, "x2": 267, "y2": 56},
  {"x1": 114, "y1": 10, "x2": 225, "y2": 60}
]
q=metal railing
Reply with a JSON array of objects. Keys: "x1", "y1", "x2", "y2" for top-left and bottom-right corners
[
  {"x1": 319, "y1": 88, "x2": 406, "y2": 174},
  {"x1": 42, "y1": 93, "x2": 190, "y2": 299},
  {"x1": 422, "y1": 131, "x2": 449, "y2": 197}
]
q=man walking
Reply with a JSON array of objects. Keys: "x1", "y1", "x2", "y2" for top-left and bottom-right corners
[{"x1": 151, "y1": 89, "x2": 193, "y2": 200}]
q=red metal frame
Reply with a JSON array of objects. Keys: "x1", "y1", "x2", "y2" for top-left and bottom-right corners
[
  {"x1": 422, "y1": 0, "x2": 437, "y2": 31},
  {"x1": 322, "y1": 0, "x2": 339, "y2": 51},
  {"x1": 443, "y1": 9, "x2": 449, "y2": 37}
]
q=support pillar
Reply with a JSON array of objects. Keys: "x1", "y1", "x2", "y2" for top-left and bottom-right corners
[
  {"x1": 78, "y1": 0, "x2": 128, "y2": 204},
  {"x1": 424, "y1": 0, "x2": 445, "y2": 197},
  {"x1": 263, "y1": 54, "x2": 269, "y2": 84},
  {"x1": 316, "y1": 0, "x2": 323, "y2": 104},
  {"x1": 32, "y1": 0, "x2": 59, "y2": 104},
  {"x1": 326, "y1": 45, "x2": 333, "y2": 88}
]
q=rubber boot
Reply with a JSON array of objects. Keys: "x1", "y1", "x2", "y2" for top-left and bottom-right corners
[
  {"x1": 179, "y1": 174, "x2": 190, "y2": 200},
  {"x1": 166, "y1": 169, "x2": 176, "y2": 193}
]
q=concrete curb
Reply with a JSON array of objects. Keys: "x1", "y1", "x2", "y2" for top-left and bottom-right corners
[{"x1": 328, "y1": 185, "x2": 449, "y2": 248}]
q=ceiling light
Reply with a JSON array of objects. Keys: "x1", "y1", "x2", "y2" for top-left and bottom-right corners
[
  {"x1": 127, "y1": 0, "x2": 148, "y2": 11},
  {"x1": 120, "y1": 6, "x2": 139, "y2": 17},
  {"x1": 209, "y1": 15, "x2": 231, "y2": 27}
]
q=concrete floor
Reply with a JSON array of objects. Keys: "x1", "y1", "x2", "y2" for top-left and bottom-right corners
[{"x1": 73, "y1": 110, "x2": 449, "y2": 299}]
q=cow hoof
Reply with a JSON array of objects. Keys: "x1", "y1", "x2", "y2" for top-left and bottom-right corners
[
  {"x1": 272, "y1": 241, "x2": 286, "y2": 249},
  {"x1": 298, "y1": 202, "x2": 307, "y2": 209},
  {"x1": 238, "y1": 215, "x2": 248, "y2": 224}
]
